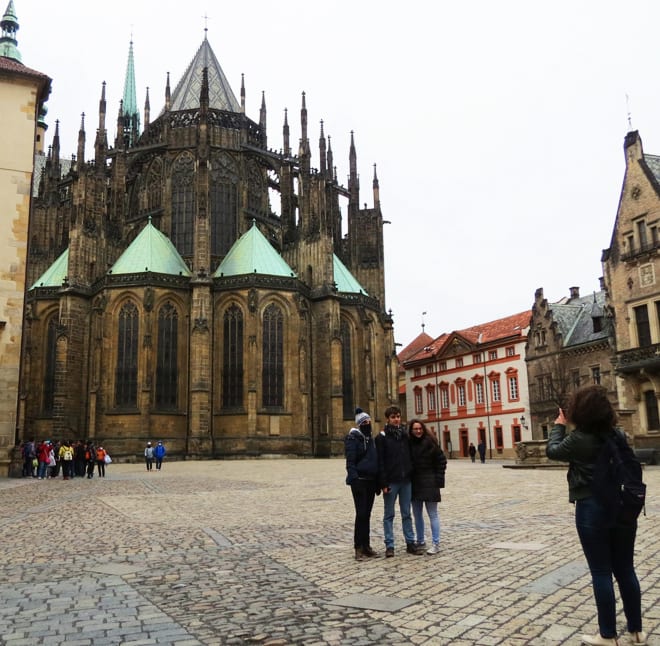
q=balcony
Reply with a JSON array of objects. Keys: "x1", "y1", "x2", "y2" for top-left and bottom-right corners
[
  {"x1": 620, "y1": 240, "x2": 660, "y2": 262},
  {"x1": 616, "y1": 344, "x2": 660, "y2": 374}
]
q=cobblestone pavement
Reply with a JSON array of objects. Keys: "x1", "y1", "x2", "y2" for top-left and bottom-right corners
[{"x1": 0, "y1": 458, "x2": 658, "y2": 645}]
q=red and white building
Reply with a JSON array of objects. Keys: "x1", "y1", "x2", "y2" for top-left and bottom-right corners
[{"x1": 401, "y1": 312, "x2": 532, "y2": 459}]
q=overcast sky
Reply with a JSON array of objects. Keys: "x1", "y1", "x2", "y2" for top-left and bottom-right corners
[{"x1": 13, "y1": 0, "x2": 660, "y2": 346}]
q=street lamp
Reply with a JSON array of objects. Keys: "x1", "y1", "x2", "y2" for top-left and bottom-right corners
[{"x1": 478, "y1": 335, "x2": 493, "y2": 460}]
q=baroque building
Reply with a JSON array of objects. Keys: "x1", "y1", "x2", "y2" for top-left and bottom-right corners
[
  {"x1": 20, "y1": 31, "x2": 396, "y2": 459},
  {"x1": 0, "y1": 0, "x2": 50, "y2": 475},
  {"x1": 601, "y1": 130, "x2": 660, "y2": 451},
  {"x1": 525, "y1": 286, "x2": 616, "y2": 440},
  {"x1": 402, "y1": 312, "x2": 531, "y2": 459}
]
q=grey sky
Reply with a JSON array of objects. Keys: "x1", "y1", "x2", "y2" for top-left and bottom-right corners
[{"x1": 15, "y1": 0, "x2": 660, "y2": 345}]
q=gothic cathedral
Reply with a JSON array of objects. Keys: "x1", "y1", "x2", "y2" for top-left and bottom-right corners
[{"x1": 21, "y1": 34, "x2": 397, "y2": 458}]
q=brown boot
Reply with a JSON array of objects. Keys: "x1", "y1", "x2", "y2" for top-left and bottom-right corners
[
  {"x1": 355, "y1": 548, "x2": 366, "y2": 561},
  {"x1": 362, "y1": 545, "x2": 379, "y2": 557}
]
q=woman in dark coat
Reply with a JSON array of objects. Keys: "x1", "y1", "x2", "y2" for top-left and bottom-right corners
[{"x1": 409, "y1": 419, "x2": 447, "y2": 555}]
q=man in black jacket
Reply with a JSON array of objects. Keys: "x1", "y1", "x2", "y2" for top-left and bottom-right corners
[
  {"x1": 345, "y1": 409, "x2": 380, "y2": 561},
  {"x1": 375, "y1": 406, "x2": 425, "y2": 557}
]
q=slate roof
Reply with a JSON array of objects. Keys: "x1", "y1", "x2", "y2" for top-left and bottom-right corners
[
  {"x1": 549, "y1": 290, "x2": 609, "y2": 347},
  {"x1": 108, "y1": 221, "x2": 192, "y2": 276},
  {"x1": 333, "y1": 254, "x2": 367, "y2": 294},
  {"x1": 168, "y1": 36, "x2": 240, "y2": 113},
  {"x1": 644, "y1": 154, "x2": 660, "y2": 185},
  {"x1": 29, "y1": 248, "x2": 68, "y2": 289},
  {"x1": 213, "y1": 222, "x2": 295, "y2": 278}
]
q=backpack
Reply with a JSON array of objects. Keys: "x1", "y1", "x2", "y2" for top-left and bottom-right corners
[
  {"x1": 63, "y1": 448, "x2": 73, "y2": 461},
  {"x1": 591, "y1": 429, "x2": 646, "y2": 524}
]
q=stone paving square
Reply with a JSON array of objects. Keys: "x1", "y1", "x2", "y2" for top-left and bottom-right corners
[{"x1": 0, "y1": 458, "x2": 658, "y2": 645}]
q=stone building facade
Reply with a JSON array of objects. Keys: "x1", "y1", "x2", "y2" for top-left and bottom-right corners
[
  {"x1": 525, "y1": 286, "x2": 616, "y2": 440},
  {"x1": 19, "y1": 33, "x2": 396, "y2": 459},
  {"x1": 0, "y1": 0, "x2": 50, "y2": 475},
  {"x1": 601, "y1": 130, "x2": 660, "y2": 450}
]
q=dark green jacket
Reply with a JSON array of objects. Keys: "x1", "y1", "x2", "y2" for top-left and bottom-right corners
[{"x1": 546, "y1": 423, "x2": 607, "y2": 502}]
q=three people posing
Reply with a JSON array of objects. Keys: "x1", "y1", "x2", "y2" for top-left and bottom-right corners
[{"x1": 345, "y1": 405, "x2": 447, "y2": 559}]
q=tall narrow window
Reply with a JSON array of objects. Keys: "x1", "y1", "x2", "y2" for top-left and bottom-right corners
[
  {"x1": 492, "y1": 378, "x2": 501, "y2": 402},
  {"x1": 171, "y1": 153, "x2": 195, "y2": 256},
  {"x1": 210, "y1": 153, "x2": 238, "y2": 257},
  {"x1": 475, "y1": 380, "x2": 484, "y2": 405},
  {"x1": 591, "y1": 366, "x2": 601, "y2": 385},
  {"x1": 644, "y1": 390, "x2": 659, "y2": 430},
  {"x1": 414, "y1": 388, "x2": 423, "y2": 414},
  {"x1": 262, "y1": 304, "x2": 284, "y2": 408},
  {"x1": 115, "y1": 302, "x2": 139, "y2": 407},
  {"x1": 637, "y1": 220, "x2": 648, "y2": 249},
  {"x1": 427, "y1": 387, "x2": 436, "y2": 411},
  {"x1": 223, "y1": 305, "x2": 244, "y2": 408},
  {"x1": 634, "y1": 304, "x2": 652, "y2": 347},
  {"x1": 43, "y1": 317, "x2": 58, "y2": 413},
  {"x1": 508, "y1": 375, "x2": 519, "y2": 400},
  {"x1": 440, "y1": 385, "x2": 449, "y2": 409},
  {"x1": 156, "y1": 303, "x2": 178, "y2": 409},
  {"x1": 457, "y1": 382, "x2": 466, "y2": 407},
  {"x1": 340, "y1": 320, "x2": 354, "y2": 419}
]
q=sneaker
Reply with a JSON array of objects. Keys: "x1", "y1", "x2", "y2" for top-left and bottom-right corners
[
  {"x1": 627, "y1": 632, "x2": 647, "y2": 646},
  {"x1": 580, "y1": 633, "x2": 618, "y2": 645},
  {"x1": 385, "y1": 547, "x2": 395, "y2": 558},
  {"x1": 406, "y1": 543, "x2": 425, "y2": 555},
  {"x1": 426, "y1": 542, "x2": 441, "y2": 555}
]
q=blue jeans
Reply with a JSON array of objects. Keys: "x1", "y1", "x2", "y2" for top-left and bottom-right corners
[
  {"x1": 575, "y1": 495, "x2": 642, "y2": 638},
  {"x1": 412, "y1": 500, "x2": 440, "y2": 545},
  {"x1": 382, "y1": 480, "x2": 415, "y2": 548}
]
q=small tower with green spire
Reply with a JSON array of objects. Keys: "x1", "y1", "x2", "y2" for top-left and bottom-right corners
[
  {"x1": 121, "y1": 39, "x2": 140, "y2": 145},
  {"x1": 0, "y1": 0, "x2": 21, "y2": 62}
]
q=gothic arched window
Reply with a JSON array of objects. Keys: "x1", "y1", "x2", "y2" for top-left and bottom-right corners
[
  {"x1": 171, "y1": 153, "x2": 195, "y2": 256},
  {"x1": 210, "y1": 153, "x2": 238, "y2": 257},
  {"x1": 222, "y1": 305, "x2": 244, "y2": 409},
  {"x1": 340, "y1": 319, "x2": 354, "y2": 419},
  {"x1": 115, "y1": 301, "x2": 139, "y2": 407},
  {"x1": 262, "y1": 303, "x2": 284, "y2": 408},
  {"x1": 156, "y1": 302, "x2": 178, "y2": 409},
  {"x1": 43, "y1": 317, "x2": 58, "y2": 413}
]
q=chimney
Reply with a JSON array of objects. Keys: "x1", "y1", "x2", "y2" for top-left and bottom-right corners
[{"x1": 569, "y1": 286, "x2": 580, "y2": 300}]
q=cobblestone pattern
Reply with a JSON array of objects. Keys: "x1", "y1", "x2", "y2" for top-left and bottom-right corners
[{"x1": 0, "y1": 460, "x2": 658, "y2": 645}]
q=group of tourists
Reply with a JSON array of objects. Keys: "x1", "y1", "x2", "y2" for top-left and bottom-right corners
[
  {"x1": 344, "y1": 404, "x2": 447, "y2": 561},
  {"x1": 21, "y1": 439, "x2": 110, "y2": 479},
  {"x1": 144, "y1": 441, "x2": 167, "y2": 471}
]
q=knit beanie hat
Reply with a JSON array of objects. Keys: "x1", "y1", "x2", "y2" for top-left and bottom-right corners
[{"x1": 355, "y1": 407, "x2": 371, "y2": 426}]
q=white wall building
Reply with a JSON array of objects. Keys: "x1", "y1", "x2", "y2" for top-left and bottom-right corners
[{"x1": 402, "y1": 311, "x2": 532, "y2": 459}]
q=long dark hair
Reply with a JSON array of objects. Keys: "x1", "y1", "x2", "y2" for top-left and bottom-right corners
[
  {"x1": 408, "y1": 419, "x2": 438, "y2": 445},
  {"x1": 566, "y1": 385, "x2": 616, "y2": 434}
]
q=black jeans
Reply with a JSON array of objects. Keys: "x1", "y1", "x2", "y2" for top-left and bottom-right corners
[
  {"x1": 350, "y1": 479, "x2": 378, "y2": 550},
  {"x1": 575, "y1": 495, "x2": 642, "y2": 638}
]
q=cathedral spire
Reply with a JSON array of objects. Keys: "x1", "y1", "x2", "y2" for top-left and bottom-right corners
[
  {"x1": 0, "y1": 0, "x2": 21, "y2": 62},
  {"x1": 259, "y1": 90, "x2": 267, "y2": 146},
  {"x1": 77, "y1": 112, "x2": 85, "y2": 166},
  {"x1": 348, "y1": 130, "x2": 359, "y2": 204},
  {"x1": 283, "y1": 108, "x2": 290, "y2": 156},
  {"x1": 144, "y1": 86, "x2": 150, "y2": 128},
  {"x1": 240, "y1": 73, "x2": 245, "y2": 114},
  {"x1": 373, "y1": 163, "x2": 380, "y2": 208},
  {"x1": 165, "y1": 72, "x2": 171, "y2": 111},
  {"x1": 94, "y1": 81, "x2": 107, "y2": 165},
  {"x1": 121, "y1": 39, "x2": 140, "y2": 145},
  {"x1": 327, "y1": 135, "x2": 333, "y2": 180},
  {"x1": 319, "y1": 120, "x2": 327, "y2": 175}
]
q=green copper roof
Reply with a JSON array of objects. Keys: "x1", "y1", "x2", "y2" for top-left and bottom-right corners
[
  {"x1": 333, "y1": 254, "x2": 368, "y2": 294},
  {"x1": 109, "y1": 220, "x2": 192, "y2": 276},
  {"x1": 30, "y1": 248, "x2": 68, "y2": 289},
  {"x1": 168, "y1": 36, "x2": 240, "y2": 113},
  {"x1": 122, "y1": 40, "x2": 140, "y2": 134},
  {"x1": 0, "y1": 0, "x2": 21, "y2": 62},
  {"x1": 213, "y1": 222, "x2": 295, "y2": 278}
]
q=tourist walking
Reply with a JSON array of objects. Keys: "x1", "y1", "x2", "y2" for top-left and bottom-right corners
[
  {"x1": 154, "y1": 441, "x2": 166, "y2": 470},
  {"x1": 375, "y1": 405, "x2": 424, "y2": 557},
  {"x1": 144, "y1": 442, "x2": 154, "y2": 471},
  {"x1": 477, "y1": 441, "x2": 486, "y2": 463},
  {"x1": 468, "y1": 442, "x2": 476, "y2": 463},
  {"x1": 344, "y1": 408, "x2": 380, "y2": 560},
  {"x1": 546, "y1": 385, "x2": 646, "y2": 646},
  {"x1": 409, "y1": 419, "x2": 447, "y2": 555},
  {"x1": 95, "y1": 445, "x2": 107, "y2": 477}
]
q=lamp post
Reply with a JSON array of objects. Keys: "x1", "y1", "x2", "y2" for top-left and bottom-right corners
[{"x1": 478, "y1": 337, "x2": 493, "y2": 460}]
